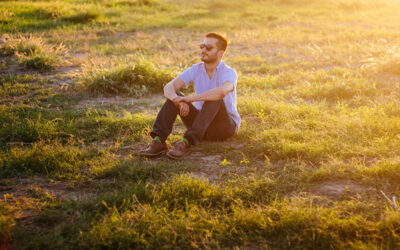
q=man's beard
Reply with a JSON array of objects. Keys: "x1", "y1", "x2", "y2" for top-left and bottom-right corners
[{"x1": 201, "y1": 53, "x2": 218, "y2": 63}]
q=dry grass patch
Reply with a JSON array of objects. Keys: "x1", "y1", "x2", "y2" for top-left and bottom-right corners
[
  {"x1": 78, "y1": 57, "x2": 175, "y2": 97},
  {"x1": 361, "y1": 42, "x2": 400, "y2": 76},
  {"x1": 0, "y1": 35, "x2": 68, "y2": 72}
]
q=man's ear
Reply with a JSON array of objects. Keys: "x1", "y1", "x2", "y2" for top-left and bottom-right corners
[{"x1": 218, "y1": 50, "x2": 225, "y2": 58}]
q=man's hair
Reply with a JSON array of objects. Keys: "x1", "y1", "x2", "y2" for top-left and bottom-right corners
[{"x1": 205, "y1": 32, "x2": 229, "y2": 51}]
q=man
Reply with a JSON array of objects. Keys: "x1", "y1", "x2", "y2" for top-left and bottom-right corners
[{"x1": 139, "y1": 32, "x2": 240, "y2": 159}]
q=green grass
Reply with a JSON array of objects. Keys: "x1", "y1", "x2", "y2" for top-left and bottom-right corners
[
  {"x1": 0, "y1": 106, "x2": 61, "y2": 145},
  {"x1": 24, "y1": 175, "x2": 394, "y2": 249},
  {"x1": 18, "y1": 52, "x2": 59, "y2": 71},
  {"x1": 0, "y1": 215, "x2": 15, "y2": 246},
  {"x1": 74, "y1": 108, "x2": 155, "y2": 143},
  {"x1": 0, "y1": 35, "x2": 68, "y2": 71},
  {"x1": 0, "y1": 100, "x2": 154, "y2": 146},
  {"x1": 78, "y1": 57, "x2": 176, "y2": 97},
  {"x1": 9, "y1": 172, "x2": 399, "y2": 249},
  {"x1": 2, "y1": 0, "x2": 400, "y2": 248},
  {"x1": 237, "y1": 98, "x2": 400, "y2": 163},
  {"x1": 0, "y1": 140, "x2": 114, "y2": 179},
  {"x1": 98, "y1": 157, "x2": 195, "y2": 182},
  {"x1": 61, "y1": 10, "x2": 100, "y2": 24}
]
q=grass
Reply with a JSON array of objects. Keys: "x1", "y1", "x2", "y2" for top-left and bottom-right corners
[
  {"x1": 61, "y1": 10, "x2": 100, "y2": 24},
  {"x1": 362, "y1": 44, "x2": 400, "y2": 76},
  {"x1": 238, "y1": 100, "x2": 400, "y2": 163},
  {"x1": 0, "y1": 215, "x2": 15, "y2": 246},
  {"x1": 18, "y1": 53, "x2": 59, "y2": 72},
  {"x1": 0, "y1": 140, "x2": 114, "y2": 180},
  {"x1": 0, "y1": 35, "x2": 68, "y2": 71},
  {"x1": 10, "y1": 173, "x2": 399, "y2": 249},
  {"x1": 0, "y1": 104, "x2": 155, "y2": 147},
  {"x1": 73, "y1": 176, "x2": 400, "y2": 249},
  {"x1": 1, "y1": 0, "x2": 400, "y2": 248},
  {"x1": 78, "y1": 57, "x2": 176, "y2": 97},
  {"x1": 98, "y1": 157, "x2": 194, "y2": 182},
  {"x1": 0, "y1": 105, "x2": 69, "y2": 146},
  {"x1": 75, "y1": 108, "x2": 155, "y2": 143}
]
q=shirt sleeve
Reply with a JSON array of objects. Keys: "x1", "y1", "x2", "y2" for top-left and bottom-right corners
[
  {"x1": 178, "y1": 65, "x2": 196, "y2": 87},
  {"x1": 222, "y1": 69, "x2": 238, "y2": 87}
]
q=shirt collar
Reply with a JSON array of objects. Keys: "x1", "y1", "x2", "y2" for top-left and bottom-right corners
[{"x1": 202, "y1": 60, "x2": 224, "y2": 73}]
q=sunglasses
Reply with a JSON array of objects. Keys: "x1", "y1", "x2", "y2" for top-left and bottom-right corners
[{"x1": 199, "y1": 43, "x2": 216, "y2": 51}]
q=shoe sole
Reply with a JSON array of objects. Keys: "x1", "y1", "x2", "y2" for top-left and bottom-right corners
[
  {"x1": 138, "y1": 149, "x2": 168, "y2": 157},
  {"x1": 166, "y1": 150, "x2": 191, "y2": 160}
]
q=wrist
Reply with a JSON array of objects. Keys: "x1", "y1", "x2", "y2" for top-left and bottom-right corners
[{"x1": 171, "y1": 96, "x2": 181, "y2": 107}]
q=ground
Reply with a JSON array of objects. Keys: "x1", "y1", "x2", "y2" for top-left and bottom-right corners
[{"x1": 1, "y1": 0, "x2": 400, "y2": 249}]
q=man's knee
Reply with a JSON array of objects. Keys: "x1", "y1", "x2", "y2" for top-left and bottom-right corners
[
  {"x1": 163, "y1": 91, "x2": 184, "y2": 108},
  {"x1": 162, "y1": 91, "x2": 183, "y2": 106},
  {"x1": 202, "y1": 99, "x2": 223, "y2": 109},
  {"x1": 164, "y1": 98, "x2": 179, "y2": 111},
  {"x1": 203, "y1": 99, "x2": 222, "y2": 105}
]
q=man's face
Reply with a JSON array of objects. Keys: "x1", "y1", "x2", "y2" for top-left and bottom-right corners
[{"x1": 200, "y1": 37, "x2": 222, "y2": 63}]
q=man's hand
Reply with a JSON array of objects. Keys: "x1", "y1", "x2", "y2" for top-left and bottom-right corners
[
  {"x1": 178, "y1": 102, "x2": 190, "y2": 117},
  {"x1": 172, "y1": 96, "x2": 185, "y2": 106},
  {"x1": 172, "y1": 96, "x2": 194, "y2": 117}
]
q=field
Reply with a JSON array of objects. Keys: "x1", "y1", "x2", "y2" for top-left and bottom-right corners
[{"x1": 1, "y1": 0, "x2": 400, "y2": 248}]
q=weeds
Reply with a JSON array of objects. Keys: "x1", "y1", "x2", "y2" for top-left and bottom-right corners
[
  {"x1": 0, "y1": 35, "x2": 68, "y2": 71},
  {"x1": 0, "y1": 35, "x2": 44, "y2": 56},
  {"x1": 80, "y1": 175, "x2": 399, "y2": 249},
  {"x1": 362, "y1": 44, "x2": 400, "y2": 76},
  {"x1": 0, "y1": 106, "x2": 63, "y2": 145},
  {"x1": 0, "y1": 74, "x2": 41, "y2": 85},
  {"x1": 75, "y1": 108, "x2": 154, "y2": 142},
  {"x1": 0, "y1": 140, "x2": 113, "y2": 179},
  {"x1": 98, "y1": 158, "x2": 193, "y2": 182},
  {"x1": 0, "y1": 43, "x2": 14, "y2": 57},
  {"x1": 79, "y1": 58, "x2": 175, "y2": 96},
  {"x1": 19, "y1": 52, "x2": 59, "y2": 71},
  {"x1": 0, "y1": 104, "x2": 152, "y2": 146}
]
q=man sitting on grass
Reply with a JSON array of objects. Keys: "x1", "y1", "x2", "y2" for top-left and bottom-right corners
[{"x1": 139, "y1": 32, "x2": 240, "y2": 159}]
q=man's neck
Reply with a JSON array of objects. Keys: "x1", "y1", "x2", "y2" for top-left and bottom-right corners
[{"x1": 204, "y1": 60, "x2": 221, "y2": 74}]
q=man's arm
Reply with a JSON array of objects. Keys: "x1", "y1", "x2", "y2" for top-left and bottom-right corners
[
  {"x1": 163, "y1": 77, "x2": 191, "y2": 117},
  {"x1": 178, "y1": 81, "x2": 234, "y2": 103},
  {"x1": 163, "y1": 77, "x2": 186, "y2": 103}
]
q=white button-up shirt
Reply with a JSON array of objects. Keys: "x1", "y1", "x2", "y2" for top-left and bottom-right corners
[{"x1": 178, "y1": 61, "x2": 241, "y2": 130}]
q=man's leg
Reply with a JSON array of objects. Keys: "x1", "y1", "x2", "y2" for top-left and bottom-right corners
[
  {"x1": 140, "y1": 92, "x2": 198, "y2": 156},
  {"x1": 150, "y1": 91, "x2": 198, "y2": 143},
  {"x1": 183, "y1": 100, "x2": 235, "y2": 145},
  {"x1": 203, "y1": 101, "x2": 236, "y2": 141}
]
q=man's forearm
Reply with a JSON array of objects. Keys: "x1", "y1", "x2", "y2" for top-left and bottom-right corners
[{"x1": 191, "y1": 87, "x2": 225, "y2": 102}]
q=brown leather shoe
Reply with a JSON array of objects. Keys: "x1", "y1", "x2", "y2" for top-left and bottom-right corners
[
  {"x1": 138, "y1": 140, "x2": 168, "y2": 156},
  {"x1": 166, "y1": 139, "x2": 191, "y2": 159}
]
